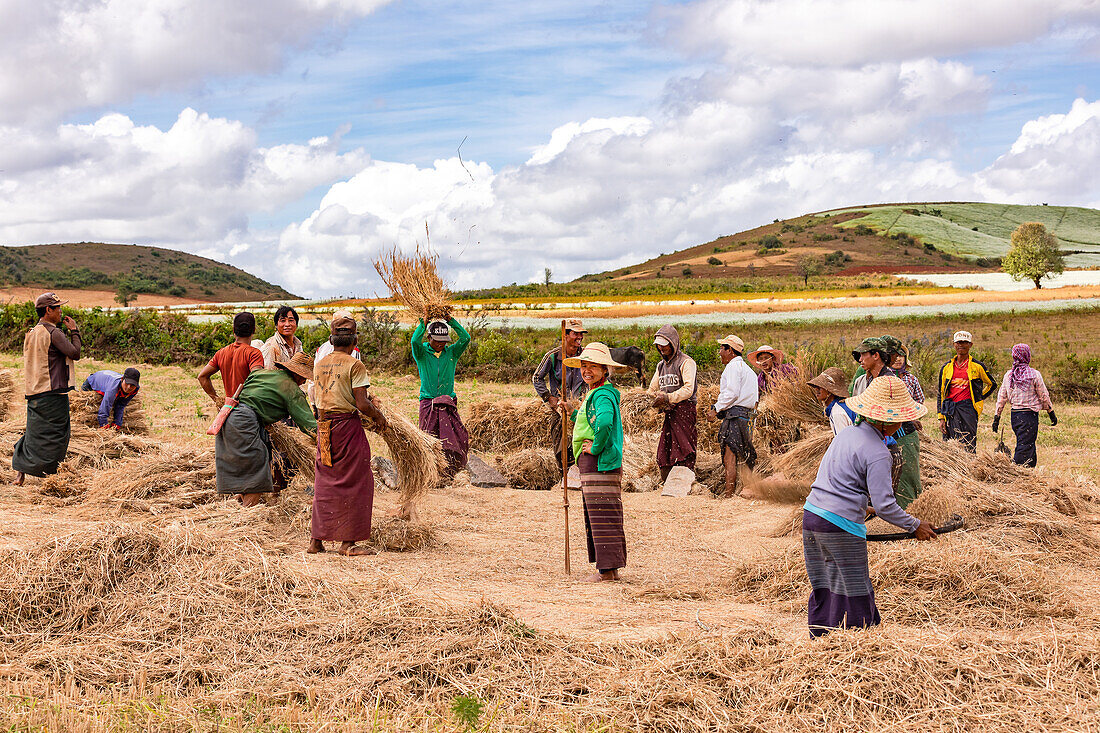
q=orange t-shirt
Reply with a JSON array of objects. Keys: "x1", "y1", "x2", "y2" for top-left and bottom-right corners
[
  {"x1": 208, "y1": 342, "x2": 264, "y2": 397},
  {"x1": 946, "y1": 360, "x2": 970, "y2": 402}
]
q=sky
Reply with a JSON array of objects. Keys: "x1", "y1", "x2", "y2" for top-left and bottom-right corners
[{"x1": 1, "y1": 0, "x2": 1100, "y2": 299}]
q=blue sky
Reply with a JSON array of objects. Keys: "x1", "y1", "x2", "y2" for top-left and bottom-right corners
[{"x1": 2, "y1": 0, "x2": 1100, "y2": 297}]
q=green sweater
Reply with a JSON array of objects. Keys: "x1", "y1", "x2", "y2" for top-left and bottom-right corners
[
  {"x1": 571, "y1": 382, "x2": 623, "y2": 472},
  {"x1": 411, "y1": 317, "x2": 471, "y2": 400},
  {"x1": 238, "y1": 369, "x2": 318, "y2": 432}
]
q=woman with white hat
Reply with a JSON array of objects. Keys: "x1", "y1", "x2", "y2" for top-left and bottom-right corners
[
  {"x1": 564, "y1": 342, "x2": 627, "y2": 582},
  {"x1": 802, "y1": 376, "x2": 936, "y2": 637}
]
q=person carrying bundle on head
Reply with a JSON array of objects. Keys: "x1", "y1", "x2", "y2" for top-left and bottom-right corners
[
  {"x1": 649, "y1": 325, "x2": 698, "y2": 481},
  {"x1": 81, "y1": 368, "x2": 141, "y2": 431},
  {"x1": 564, "y1": 343, "x2": 626, "y2": 583},
  {"x1": 533, "y1": 318, "x2": 589, "y2": 468},
  {"x1": 808, "y1": 367, "x2": 855, "y2": 436},
  {"x1": 991, "y1": 344, "x2": 1055, "y2": 468},
  {"x1": 12, "y1": 293, "x2": 81, "y2": 487},
  {"x1": 706, "y1": 335, "x2": 758, "y2": 497},
  {"x1": 311, "y1": 315, "x2": 388, "y2": 556},
  {"x1": 411, "y1": 314, "x2": 471, "y2": 479},
  {"x1": 802, "y1": 376, "x2": 936, "y2": 637},
  {"x1": 936, "y1": 330, "x2": 996, "y2": 453},
  {"x1": 213, "y1": 352, "x2": 317, "y2": 507}
]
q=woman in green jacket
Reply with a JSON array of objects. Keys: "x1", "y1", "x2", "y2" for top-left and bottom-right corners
[{"x1": 565, "y1": 342, "x2": 626, "y2": 582}]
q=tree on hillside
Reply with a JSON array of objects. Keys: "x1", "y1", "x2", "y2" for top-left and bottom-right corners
[
  {"x1": 114, "y1": 278, "x2": 135, "y2": 307},
  {"x1": 1002, "y1": 222, "x2": 1064, "y2": 289},
  {"x1": 543, "y1": 267, "x2": 552, "y2": 286},
  {"x1": 796, "y1": 256, "x2": 823, "y2": 286}
]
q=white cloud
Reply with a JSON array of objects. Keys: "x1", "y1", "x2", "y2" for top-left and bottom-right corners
[
  {"x1": 526, "y1": 117, "x2": 654, "y2": 165},
  {"x1": 0, "y1": 0, "x2": 391, "y2": 123}
]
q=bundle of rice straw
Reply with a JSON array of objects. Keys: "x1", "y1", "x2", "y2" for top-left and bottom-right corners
[
  {"x1": 368, "y1": 517, "x2": 438, "y2": 552},
  {"x1": 467, "y1": 398, "x2": 554, "y2": 452},
  {"x1": 373, "y1": 244, "x2": 452, "y2": 321},
  {"x1": 498, "y1": 448, "x2": 559, "y2": 491},
  {"x1": 619, "y1": 388, "x2": 663, "y2": 434},
  {"x1": 760, "y1": 354, "x2": 828, "y2": 427},
  {"x1": 66, "y1": 450, "x2": 218, "y2": 513},
  {"x1": 764, "y1": 429, "x2": 833, "y2": 483},
  {"x1": 695, "y1": 384, "x2": 720, "y2": 452},
  {"x1": 621, "y1": 433, "x2": 659, "y2": 492},
  {"x1": 266, "y1": 422, "x2": 316, "y2": 480},
  {"x1": 374, "y1": 401, "x2": 447, "y2": 511},
  {"x1": 68, "y1": 390, "x2": 150, "y2": 435},
  {"x1": 0, "y1": 368, "x2": 13, "y2": 421}
]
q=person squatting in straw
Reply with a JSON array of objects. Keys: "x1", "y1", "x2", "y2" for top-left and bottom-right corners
[
  {"x1": 802, "y1": 376, "x2": 937, "y2": 637},
  {"x1": 565, "y1": 343, "x2": 627, "y2": 582},
  {"x1": 936, "y1": 330, "x2": 996, "y2": 453},
  {"x1": 311, "y1": 314, "x2": 389, "y2": 556},
  {"x1": 81, "y1": 367, "x2": 141, "y2": 430},
  {"x1": 411, "y1": 315, "x2": 471, "y2": 479},
  {"x1": 650, "y1": 325, "x2": 698, "y2": 481},
  {"x1": 213, "y1": 352, "x2": 317, "y2": 507},
  {"x1": 532, "y1": 318, "x2": 589, "y2": 469},
  {"x1": 991, "y1": 343, "x2": 1056, "y2": 468},
  {"x1": 707, "y1": 335, "x2": 758, "y2": 497},
  {"x1": 12, "y1": 292, "x2": 81, "y2": 486}
]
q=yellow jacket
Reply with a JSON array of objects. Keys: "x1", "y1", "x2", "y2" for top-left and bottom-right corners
[{"x1": 936, "y1": 357, "x2": 997, "y2": 419}]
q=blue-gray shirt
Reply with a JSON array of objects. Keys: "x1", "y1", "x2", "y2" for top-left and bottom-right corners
[{"x1": 805, "y1": 421, "x2": 919, "y2": 533}]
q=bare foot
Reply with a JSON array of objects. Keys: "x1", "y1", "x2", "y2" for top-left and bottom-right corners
[
  {"x1": 338, "y1": 542, "x2": 378, "y2": 557},
  {"x1": 240, "y1": 493, "x2": 263, "y2": 507},
  {"x1": 307, "y1": 539, "x2": 325, "y2": 554},
  {"x1": 14, "y1": 472, "x2": 24, "y2": 486},
  {"x1": 585, "y1": 571, "x2": 618, "y2": 583}
]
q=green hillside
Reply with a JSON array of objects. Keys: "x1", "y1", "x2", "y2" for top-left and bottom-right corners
[
  {"x1": 829, "y1": 203, "x2": 1100, "y2": 267},
  {"x1": 0, "y1": 242, "x2": 296, "y2": 301}
]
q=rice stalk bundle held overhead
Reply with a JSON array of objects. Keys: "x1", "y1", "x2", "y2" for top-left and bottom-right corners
[
  {"x1": 466, "y1": 398, "x2": 554, "y2": 452},
  {"x1": 372, "y1": 244, "x2": 452, "y2": 322},
  {"x1": 68, "y1": 390, "x2": 150, "y2": 435}
]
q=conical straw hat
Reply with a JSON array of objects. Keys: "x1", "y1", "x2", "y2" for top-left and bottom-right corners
[
  {"x1": 563, "y1": 342, "x2": 626, "y2": 369},
  {"x1": 844, "y1": 375, "x2": 927, "y2": 423},
  {"x1": 807, "y1": 367, "x2": 849, "y2": 400}
]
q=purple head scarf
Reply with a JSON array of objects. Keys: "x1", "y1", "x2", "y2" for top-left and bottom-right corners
[{"x1": 1010, "y1": 343, "x2": 1033, "y2": 389}]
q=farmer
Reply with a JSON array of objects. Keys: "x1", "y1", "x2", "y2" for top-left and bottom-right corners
[
  {"x1": 533, "y1": 318, "x2": 589, "y2": 467},
  {"x1": 850, "y1": 337, "x2": 897, "y2": 396},
  {"x1": 80, "y1": 368, "x2": 141, "y2": 430},
  {"x1": 649, "y1": 325, "x2": 698, "y2": 480},
  {"x1": 411, "y1": 315, "x2": 472, "y2": 478},
  {"x1": 807, "y1": 367, "x2": 855, "y2": 435},
  {"x1": 747, "y1": 344, "x2": 795, "y2": 395},
  {"x1": 260, "y1": 305, "x2": 303, "y2": 368},
  {"x1": 309, "y1": 309, "x2": 361, "y2": 407},
  {"x1": 311, "y1": 315, "x2": 389, "y2": 556},
  {"x1": 803, "y1": 376, "x2": 936, "y2": 637},
  {"x1": 936, "y1": 330, "x2": 996, "y2": 453},
  {"x1": 12, "y1": 293, "x2": 82, "y2": 486},
  {"x1": 564, "y1": 343, "x2": 626, "y2": 582},
  {"x1": 991, "y1": 344, "x2": 1056, "y2": 468},
  {"x1": 890, "y1": 345, "x2": 926, "y2": 507},
  {"x1": 214, "y1": 352, "x2": 317, "y2": 507},
  {"x1": 707, "y1": 335, "x2": 758, "y2": 496},
  {"x1": 198, "y1": 312, "x2": 264, "y2": 408}
]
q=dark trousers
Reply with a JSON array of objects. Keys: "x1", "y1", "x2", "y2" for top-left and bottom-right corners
[
  {"x1": 1010, "y1": 409, "x2": 1039, "y2": 468},
  {"x1": 944, "y1": 400, "x2": 978, "y2": 453}
]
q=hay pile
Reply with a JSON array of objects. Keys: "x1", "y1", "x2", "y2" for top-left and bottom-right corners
[
  {"x1": 622, "y1": 433, "x2": 659, "y2": 492},
  {"x1": 467, "y1": 397, "x2": 554, "y2": 452},
  {"x1": 68, "y1": 389, "x2": 150, "y2": 435},
  {"x1": 498, "y1": 448, "x2": 559, "y2": 491},
  {"x1": 373, "y1": 245, "x2": 452, "y2": 321},
  {"x1": 368, "y1": 517, "x2": 438, "y2": 552},
  {"x1": 0, "y1": 368, "x2": 13, "y2": 421},
  {"x1": 619, "y1": 387, "x2": 663, "y2": 433}
]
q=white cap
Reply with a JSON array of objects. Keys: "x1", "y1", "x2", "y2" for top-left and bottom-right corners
[
  {"x1": 653, "y1": 335, "x2": 670, "y2": 347},
  {"x1": 953, "y1": 330, "x2": 973, "y2": 343}
]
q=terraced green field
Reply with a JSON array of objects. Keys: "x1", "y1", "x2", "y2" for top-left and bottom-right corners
[{"x1": 829, "y1": 203, "x2": 1100, "y2": 266}]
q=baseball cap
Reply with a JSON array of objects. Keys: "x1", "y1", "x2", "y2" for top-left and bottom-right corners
[
  {"x1": 563, "y1": 318, "x2": 587, "y2": 333},
  {"x1": 953, "y1": 330, "x2": 973, "y2": 343},
  {"x1": 653, "y1": 335, "x2": 671, "y2": 347},
  {"x1": 427, "y1": 319, "x2": 451, "y2": 343},
  {"x1": 122, "y1": 367, "x2": 141, "y2": 387},
  {"x1": 716, "y1": 335, "x2": 744, "y2": 351},
  {"x1": 35, "y1": 292, "x2": 67, "y2": 308}
]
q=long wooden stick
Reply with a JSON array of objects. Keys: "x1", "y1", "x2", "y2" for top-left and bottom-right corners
[{"x1": 560, "y1": 319, "x2": 571, "y2": 575}]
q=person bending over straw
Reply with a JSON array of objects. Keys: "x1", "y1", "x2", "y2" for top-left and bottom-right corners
[
  {"x1": 411, "y1": 316, "x2": 471, "y2": 479},
  {"x1": 81, "y1": 368, "x2": 140, "y2": 430},
  {"x1": 991, "y1": 344, "x2": 1056, "y2": 468},
  {"x1": 311, "y1": 315, "x2": 388, "y2": 556},
  {"x1": 707, "y1": 335, "x2": 758, "y2": 497},
  {"x1": 215, "y1": 352, "x2": 317, "y2": 507},
  {"x1": 565, "y1": 343, "x2": 627, "y2": 582},
  {"x1": 802, "y1": 376, "x2": 936, "y2": 637}
]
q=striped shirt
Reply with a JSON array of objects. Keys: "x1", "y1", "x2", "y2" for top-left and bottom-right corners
[{"x1": 994, "y1": 368, "x2": 1052, "y2": 414}]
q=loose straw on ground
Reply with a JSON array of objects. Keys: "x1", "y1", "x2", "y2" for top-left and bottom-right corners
[
  {"x1": 68, "y1": 390, "x2": 150, "y2": 435},
  {"x1": 0, "y1": 369, "x2": 13, "y2": 422}
]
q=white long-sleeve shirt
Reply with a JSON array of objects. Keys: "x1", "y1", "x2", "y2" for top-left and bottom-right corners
[{"x1": 713, "y1": 356, "x2": 759, "y2": 412}]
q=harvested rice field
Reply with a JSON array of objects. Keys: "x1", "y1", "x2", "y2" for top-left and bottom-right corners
[{"x1": 2, "y1": 354, "x2": 1100, "y2": 731}]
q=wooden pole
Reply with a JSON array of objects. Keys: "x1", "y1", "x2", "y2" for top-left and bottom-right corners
[{"x1": 560, "y1": 319, "x2": 571, "y2": 575}]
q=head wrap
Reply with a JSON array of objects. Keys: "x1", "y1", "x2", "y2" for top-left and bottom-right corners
[{"x1": 1010, "y1": 343, "x2": 1033, "y2": 389}]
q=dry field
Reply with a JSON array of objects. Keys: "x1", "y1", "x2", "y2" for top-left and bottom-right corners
[
  {"x1": 1, "y1": 354, "x2": 1100, "y2": 731},
  {"x1": 0, "y1": 287, "x2": 199, "y2": 309}
]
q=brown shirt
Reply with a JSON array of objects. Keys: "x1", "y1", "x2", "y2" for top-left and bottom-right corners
[
  {"x1": 23, "y1": 320, "x2": 81, "y2": 397},
  {"x1": 314, "y1": 351, "x2": 370, "y2": 414}
]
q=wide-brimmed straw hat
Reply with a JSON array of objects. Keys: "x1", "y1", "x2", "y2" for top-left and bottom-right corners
[
  {"x1": 844, "y1": 375, "x2": 927, "y2": 423},
  {"x1": 716, "y1": 334, "x2": 744, "y2": 352},
  {"x1": 275, "y1": 351, "x2": 315, "y2": 381},
  {"x1": 747, "y1": 345, "x2": 785, "y2": 366},
  {"x1": 563, "y1": 342, "x2": 626, "y2": 369},
  {"x1": 807, "y1": 367, "x2": 848, "y2": 400}
]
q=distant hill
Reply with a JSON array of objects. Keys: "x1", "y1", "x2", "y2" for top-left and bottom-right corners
[{"x1": 0, "y1": 243, "x2": 296, "y2": 302}]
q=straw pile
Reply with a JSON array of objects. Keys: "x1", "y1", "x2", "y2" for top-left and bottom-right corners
[
  {"x1": 375, "y1": 401, "x2": 447, "y2": 507},
  {"x1": 498, "y1": 448, "x2": 559, "y2": 491},
  {"x1": 373, "y1": 245, "x2": 452, "y2": 321},
  {"x1": 622, "y1": 433, "x2": 659, "y2": 492},
  {"x1": 68, "y1": 389, "x2": 150, "y2": 434},
  {"x1": 619, "y1": 388, "x2": 663, "y2": 433},
  {"x1": 0, "y1": 368, "x2": 13, "y2": 421},
  {"x1": 368, "y1": 517, "x2": 438, "y2": 552},
  {"x1": 762, "y1": 429, "x2": 833, "y2": 483},
  {"x1": 266, "y1": 422, "x2": 316, "y2": 480},
  {"x1": 761, "y1": 357, "x2": 828, "y2": 427},
  {"x1": 467, "y1": 398, "x2": 554, "y2": 452}
]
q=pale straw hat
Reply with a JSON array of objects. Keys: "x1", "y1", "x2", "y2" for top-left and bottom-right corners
[
  {"x1": 275, "y1": 351, "x2": 315, "y2": 381},
  {"x1": 807, "y1": 367, "x2": 849, "y2": 400},
  {"x1": 716, "y1": 334, "x2": 745, "y2": 351},
  {"x1": 844, "y1": 375, "x2": 927, "y2": 423},
  {"x1": 747, "y1": 344, "x2": 785, "y2": 367},
  {"x1": 563, "y1": 342, "x2": 626, "y2": 369}
]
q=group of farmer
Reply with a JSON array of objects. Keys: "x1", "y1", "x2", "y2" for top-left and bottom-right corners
[{"x1": 9, "y1": 292, "x2": 1061, "y2": 633}]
